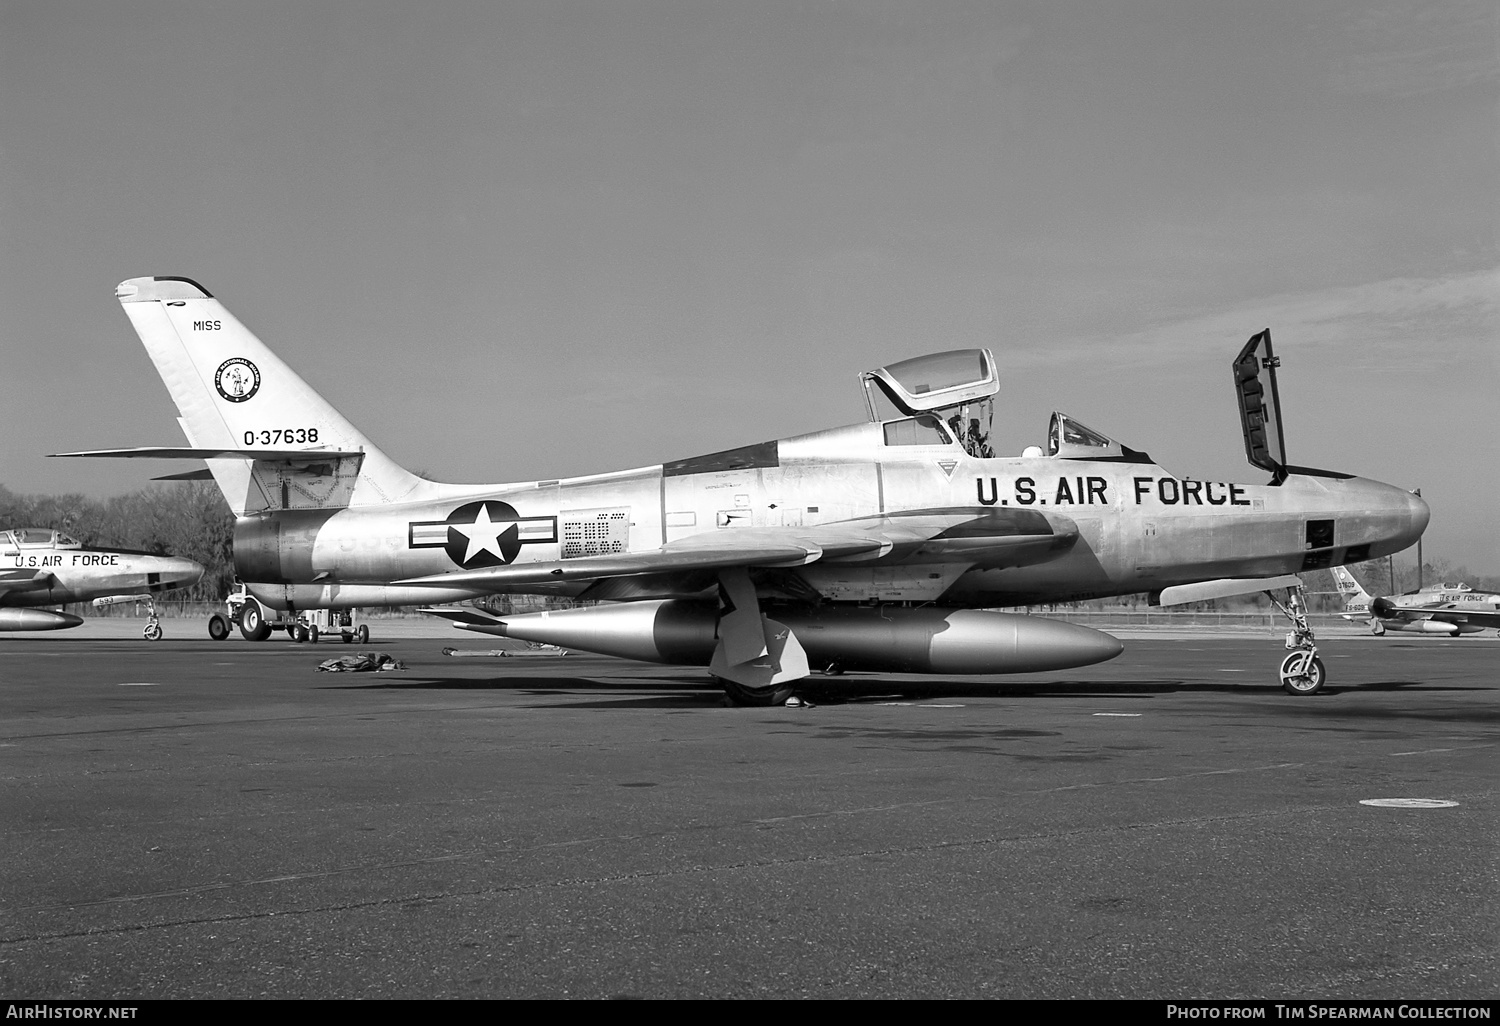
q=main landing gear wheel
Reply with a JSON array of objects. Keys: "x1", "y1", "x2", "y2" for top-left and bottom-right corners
[
  {"x1": 1279, "y1": 652, "x2": 1326, "y2": 695},
  {"x1": 208, "y1": 614, "x2": 230, "y2": 641},
  {"x1": 239, "y1": 602, "x2": 273, "y2": 642},
  {"x1": 716, "y1": 675, "x2": 796, "y2": 707},
  {"x1": 1371, "y1": 623, "x2": 1385, "y2": 636},
  {"x1": 355, "y1": 624, "x2": 369, "y2": 645}
]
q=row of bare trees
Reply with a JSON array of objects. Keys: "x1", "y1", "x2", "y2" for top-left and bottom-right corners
[{"x1": 0, "y1": 482, "x2": 235, "y2": 602}]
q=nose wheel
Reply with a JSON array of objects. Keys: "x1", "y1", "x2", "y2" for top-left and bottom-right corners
[
  {"x1": 1268, "y1": 582, "x2": 1324, "y2": 695},
  {"x1": 142, "y1": 597, "x2": 163, "y2": 642},
  {"x1": 1279, "y1": 650, "x2": 1325, "y2": 694}
]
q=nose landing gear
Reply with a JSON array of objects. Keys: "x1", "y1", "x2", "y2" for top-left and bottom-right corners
[
  {"x1": 1269, "y1": 583, "x2": 1324, "y2": 695},
  {"x1": 142, "y1": 596, "x2": 163, "y2": 641}
]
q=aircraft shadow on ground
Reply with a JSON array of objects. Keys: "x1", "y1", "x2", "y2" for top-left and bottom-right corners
[{"x1": 307, "y1": 674, "x2": 1468, "y2": 705}]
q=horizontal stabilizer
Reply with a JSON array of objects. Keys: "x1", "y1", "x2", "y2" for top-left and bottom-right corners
[
  {"x1": 51, "y1": 446, "x2": 363, "y2": 461},
  {"x1": 1155, "y1": 575, "x2": 1301, "y2": 606}
]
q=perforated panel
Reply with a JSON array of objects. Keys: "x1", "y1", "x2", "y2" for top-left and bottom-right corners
[{"x1": 561, "y1": 508, "x2": 630, "y2": 559}]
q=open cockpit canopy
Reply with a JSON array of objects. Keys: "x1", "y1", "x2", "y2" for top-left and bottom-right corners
[
  {"x1": 3, "y1": 529, "x2": 80, "y2": 548},
  {"x1": 861, "y1": 349, "x2": 998, "y2": 457}
]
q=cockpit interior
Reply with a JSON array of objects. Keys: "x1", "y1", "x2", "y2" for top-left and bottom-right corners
[
  {"x1": 861, "y1": 349, "x2": 998, "y2": 458},
  {"x1": 860, "y1": 349, "x2": 1137, "y2": 461}
]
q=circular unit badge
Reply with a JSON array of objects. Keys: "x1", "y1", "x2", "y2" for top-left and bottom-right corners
[{"x1": 215, "y1": 358, "x2": 261, "y2": 403}]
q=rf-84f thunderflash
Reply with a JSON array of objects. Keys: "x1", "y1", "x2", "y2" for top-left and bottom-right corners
[
  {"x1": 57, "y1": 276, "x2": 1427, "y2": 698},
  {"x1": 1331, "y1": 565, "x2": 1500, "y2": 637},
  {"x1": 0, "y1": 528, "x2": 203, "y2": 638}
]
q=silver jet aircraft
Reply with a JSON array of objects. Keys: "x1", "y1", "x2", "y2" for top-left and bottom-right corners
[
  {"x1": 56, "y1": 276, "x2": 1428, "y2": 697},
  {"x1": 1331, "y1": 565, "x2": 1500, "y2": 637},
  {"x1": 0, "y1": 528, "x2": 204, "y2": 638}
]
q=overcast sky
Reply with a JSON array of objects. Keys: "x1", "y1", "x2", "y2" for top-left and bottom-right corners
[{"x1": 2, "y1": 1, "x2": 1495, "y2": 570}]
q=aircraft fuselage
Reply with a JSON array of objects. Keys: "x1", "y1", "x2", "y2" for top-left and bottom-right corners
[{"x1": 232, "y1": 422, "x2": 1426, "y2": 612}]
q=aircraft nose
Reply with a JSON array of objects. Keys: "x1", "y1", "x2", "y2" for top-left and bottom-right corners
[
  {"x1": 1376, "y1": 485, "x2": 1429, "y2": 555},
  {"x1": 163, "y1": 557, "x2": 205, "y2": 587},
  {"x1": 1406, "y1": 490, "x2": 1430, "y2": 538}
]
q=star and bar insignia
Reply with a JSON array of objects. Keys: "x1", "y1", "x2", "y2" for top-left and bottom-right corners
[{"x1": 408, "y1": 500, "x2": 557, "y2": 569}]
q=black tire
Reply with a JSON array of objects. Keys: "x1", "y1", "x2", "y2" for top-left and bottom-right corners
[
  {"x1": 717, "y1": 675, "x2": 796, "y2": 707},
  {"x1": 239, "y1": 602, "x2": 273, "y2": 642},
  {"x1": 308, "y1": 625, "x2": 319, "y2": 644},
  {"x1": 291, "y1": 624, "x2": 309, "y2": 643},
  {"x1": 341, "y1": 632, "x2": 353, "y2": 644},
  {"x1": 143, "y1": 622, "x2": 163, "y2": 642},
  {"x1": 1280, "y1": 653, "x2": 1326, "y2": 695},
  {"x1": 207, "y1": 614, "x2": 230, "y2": 641},
  {"x1": 355, "y1": 624, "x2": 369, "y2": 645}
]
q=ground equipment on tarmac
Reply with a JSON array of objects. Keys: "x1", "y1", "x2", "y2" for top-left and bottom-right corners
[{"x1": 211, "y1": 583, "x2": 370, "y2": 644}]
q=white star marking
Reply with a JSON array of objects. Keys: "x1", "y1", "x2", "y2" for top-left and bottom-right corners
[{"x1": 451, "y1": 505, "x2": 514, "y2": 564}]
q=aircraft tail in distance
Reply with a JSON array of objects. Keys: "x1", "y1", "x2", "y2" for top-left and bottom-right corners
[
  {"x1": 1330, "y1": 564, "x2": 1372, "y2": 602},
  {"x1": 1329, "y1": 565, "x2": 1375, "y2": 621}
]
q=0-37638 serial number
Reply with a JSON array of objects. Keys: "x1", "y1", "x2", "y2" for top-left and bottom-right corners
[{"x1": 243, "y1": 428, "x2": 319, "y2": 445}]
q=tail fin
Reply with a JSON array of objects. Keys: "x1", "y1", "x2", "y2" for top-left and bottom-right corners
[
  {"x1": 1330, "y1": 565, "x2": 1372, "y2": 602},
  {"x1": 116, "y1": 276, "x2": 427, "y2": 512}
]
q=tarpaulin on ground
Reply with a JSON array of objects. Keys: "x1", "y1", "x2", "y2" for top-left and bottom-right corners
[{"x1": 316, "y1": 652, "x2": 407, "y2": 672}]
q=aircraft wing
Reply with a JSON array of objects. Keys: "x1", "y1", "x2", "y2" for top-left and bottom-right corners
[
  {"x1": 50, "y1": 446, "x2": 363, "y2": 461},
  {"x1": 397, "y1": 508, "x2": 1076, "y2": 592},
  {"x1": 0, "y1": 568, "x2": 56, "y2": 596}
]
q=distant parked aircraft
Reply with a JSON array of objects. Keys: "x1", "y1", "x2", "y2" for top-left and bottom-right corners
[
  {"x1": 0, "y1": 528, "x2": 203, "y2": 638},
  {"x1": 1331, "y1": 565, "x2": 1500, "y2": 637}
]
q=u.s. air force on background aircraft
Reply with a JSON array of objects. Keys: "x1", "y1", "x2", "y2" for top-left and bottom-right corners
[
  {"x1": 1332, "y1": 565, "x2": 1500, "y2": 637},
  {"x1": 55, "y1": 276, "x2": 1428, "y2": 699},
  {"x1": 0, "y1": 528, "x2": 203, "y2": 638}
]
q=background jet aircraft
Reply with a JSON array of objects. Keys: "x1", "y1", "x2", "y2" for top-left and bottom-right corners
[
  {"x1": 0, "y1": 528, "x2": 204, "y2": 638},
  {"x1": 1331, "y1": 565, "x2": 1500, "y2": 637},
  {"x1": 57, "y1": 276, "x2": 1428, "y2": 697}
]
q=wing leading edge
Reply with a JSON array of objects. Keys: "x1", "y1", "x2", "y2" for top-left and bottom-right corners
[{"x1": 397, "y1": 508, "x2": 1078, "y2": 593}]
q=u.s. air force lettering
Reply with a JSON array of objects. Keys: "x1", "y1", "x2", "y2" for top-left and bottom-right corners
[
  {"x1": 408, "y1": 501, "x2": 558, "y2": 569},
  {"x1": 975, "y1": 475, "x2": 1252, "y2": 507},
  {"x1": 215, "y1": 357, "x2": 260, "y2": 403}
]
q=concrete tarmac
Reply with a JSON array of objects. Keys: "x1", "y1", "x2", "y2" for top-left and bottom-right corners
[{"x1": 1, "y1": 625, "x2": 1495, "y2": 999}]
